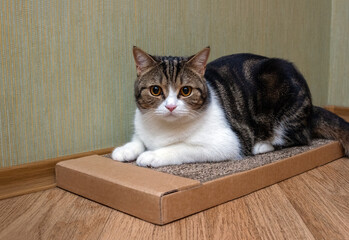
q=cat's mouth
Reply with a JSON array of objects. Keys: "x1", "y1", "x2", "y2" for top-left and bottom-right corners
[
  {"x1": 159, "y1": 109, "x2": 198, "y2": 123},
  {"x1": 162, "y1": 111, "x2": 181, "y2": 120}
]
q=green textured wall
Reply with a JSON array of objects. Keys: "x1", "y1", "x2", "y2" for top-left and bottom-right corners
[
  {"x1": 0, "y1": 0, "x2": 337, "y2": 167},
  {"x1": 328, "y1": 0, "x2": 349, "y2": 106}
]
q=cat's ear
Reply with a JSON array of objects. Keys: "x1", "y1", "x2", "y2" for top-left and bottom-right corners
[
  {"x1": 133, "y1": 46, "x2": 157, "y2": 76},
  {"x1": 187, "y1": 47, "x2": 210, "y2": 76}
]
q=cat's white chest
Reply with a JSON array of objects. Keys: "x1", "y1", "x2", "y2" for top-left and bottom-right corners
[
  {"x1": 134, "y1": 91, "x2": 242, "y2": 161},
  {"x1": 134, "y1": 110, "x2": 194, "y2": 150}
]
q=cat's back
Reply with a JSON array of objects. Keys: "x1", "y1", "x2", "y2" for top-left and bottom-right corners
[
  {"x1": 207, "y1": 53, "x2": 267, "y2": 67},
  {"x1": 204, "y1": 53, "x2": 272, "y2": 95},
  {"x1": 204, "y1": 52, "x2": 309, "y2": 96},
  {"x1": 205, "y1": 53, "x2": 267, "y2": 77}
]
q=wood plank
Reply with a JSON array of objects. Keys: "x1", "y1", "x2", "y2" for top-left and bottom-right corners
[
  {"x1": 47, "y1": 196, "x2": 112, "y2": 240},
  {"x1": 0, "y1": 188, "x2": 78, "y2": 240},
  {"x1": 279, "y1": 161, "x2": 349, "y2": 239},
  {"x1": 0, "y1": 188, "x2": 114, "y2": 240},
  {"x1": 98, "y1": 210, "x2": 156, "y2": 240},
  {"x1": 326, "y1": 158, "x2": 349, "y2": 183},
  {"x1": 152, "y1": 212, "x2": 210, "y2": 240},
  {"x1": 201, "y1": 197, "x2": 261, "y2": 240},
  {"x1": 244, "y1": 185, "x2": 315, "y2": 240},
  {"x1": 98, "y1": 197, "x2": 212, "y2": 240},
  {"x1": 0, "y1": 147, "x2": 114, "y2": 200},
  {"x1": 0, "y1": 191, "x2": 43, "y2": 233}
]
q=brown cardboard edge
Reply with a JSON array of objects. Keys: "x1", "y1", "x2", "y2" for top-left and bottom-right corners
[
  {"x1": 160, "y1": 141, "x2": 343, "y2": 224},
  {"x1": 56, "y1": 155, "x2": 201, "y2": 225},
  {"x1": 56, "y1": 155, "x2": 200, "y2": 196},
  {"x1": 56, "y1": 163, "x2": 164, "y2": 224}
]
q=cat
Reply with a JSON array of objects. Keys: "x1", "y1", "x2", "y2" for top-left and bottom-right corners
[{"x1": 111, "y1": 46, "x2": 349, "y2": 167}]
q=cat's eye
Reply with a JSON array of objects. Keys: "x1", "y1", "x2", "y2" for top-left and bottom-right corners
[
  {"x1": 150, "y1": 85, "x2": 162, "y2": 96},
  {"x1": 180, "y1": 86, "x2": 192, "y2": 97}
]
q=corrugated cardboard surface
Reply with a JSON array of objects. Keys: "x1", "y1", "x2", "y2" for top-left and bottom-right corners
[{"x1": 56, "y1": 141, "x2": 343, "y2": 225}]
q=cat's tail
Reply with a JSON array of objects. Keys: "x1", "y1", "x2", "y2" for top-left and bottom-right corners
[{"x1": 311, "y1": 106, "x2": 349, "y2": 156}]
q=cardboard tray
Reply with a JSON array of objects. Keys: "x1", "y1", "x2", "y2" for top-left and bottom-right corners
[{"x1": 56, "y1": 141, "x2": 343, "y2": 225}]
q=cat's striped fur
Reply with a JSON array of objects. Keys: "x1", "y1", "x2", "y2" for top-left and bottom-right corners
[
  {"x1": 112, "y1": 47, "x2": 349, "y2": 167},
  {"x1": 206, "y1": 53, "x2": 313, "y2": 155}
]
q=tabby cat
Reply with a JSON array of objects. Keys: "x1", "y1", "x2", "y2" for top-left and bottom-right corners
[{"x1": 111, "y1": 46, "x2": 349, "y2": 167}]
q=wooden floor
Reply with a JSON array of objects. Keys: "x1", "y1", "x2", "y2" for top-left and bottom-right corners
[{"x1": 0, "y1": 158, "x2": 348, "y2": 240}]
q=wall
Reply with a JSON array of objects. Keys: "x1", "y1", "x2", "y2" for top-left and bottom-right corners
[
  {"x1": 328, "y1": 0, "x2": 349, "y2": 106},
  {"x1": 0, "y1": 0, "x2": 334, "y2": 167}
]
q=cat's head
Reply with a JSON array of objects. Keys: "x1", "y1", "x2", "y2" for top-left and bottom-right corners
[{"x1": 132, "y1": 46, "x2": 211, "y2": 122}]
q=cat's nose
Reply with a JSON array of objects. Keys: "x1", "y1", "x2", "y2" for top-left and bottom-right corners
[{"x1": 165, "y1": 104, "x2": 177, "y2": 112}]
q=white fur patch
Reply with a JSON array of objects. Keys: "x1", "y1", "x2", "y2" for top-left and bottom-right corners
[
  {"x1": 252, "y1": 141, "x2": 274, "y2": 155},
  {"x1": 113, "y1": 85, "x2": 242, "y2": 167},
  {"x1": 164, "y1": 87, "x2": 178, "y2": 107}
]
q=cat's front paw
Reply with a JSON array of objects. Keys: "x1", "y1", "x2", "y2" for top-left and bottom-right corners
[
  {"x1": 136, "y1": 151, "x2": 165, "y2": 168},
  {"x1": 111, "y1": 142, "x2": 144, "y2": 162}
]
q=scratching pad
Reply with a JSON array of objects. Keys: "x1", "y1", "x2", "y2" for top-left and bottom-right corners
[
  {"x1": 104, "y1": 139, "x2": 334, "y2": 182},
  {"x1": 57, "y1": 139, "x2": 343, "y2": 225}
]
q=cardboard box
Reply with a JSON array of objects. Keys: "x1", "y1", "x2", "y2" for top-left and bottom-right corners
[{"x1": 56, "y1": 141, "x2": 343, "y2": 225}]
